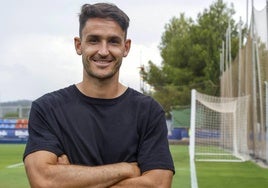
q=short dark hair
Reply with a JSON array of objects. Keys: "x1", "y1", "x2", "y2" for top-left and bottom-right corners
[{"x1": 79, "y1": 3, "x2": 130, "y2": 38}]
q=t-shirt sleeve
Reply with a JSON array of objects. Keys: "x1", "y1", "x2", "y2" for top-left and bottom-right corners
[
  {"x1": 23, "y1": 101, "x2": 64, "y2": 161},
  {"x1": 137, "y1": 100, "x2": 175, "y2": 174}
]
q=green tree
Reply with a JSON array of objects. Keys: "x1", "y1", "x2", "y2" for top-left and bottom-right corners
[
  {"x1": 190, "y1": 0, "x2": 237, "y2": 94},
  {"x1": 141, "y1": 0, "x2": 239, "y2": 116}
]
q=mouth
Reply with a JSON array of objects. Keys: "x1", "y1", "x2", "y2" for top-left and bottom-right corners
[{"x1": 91, "y1": 58, "x2": 113, "y2": 67}]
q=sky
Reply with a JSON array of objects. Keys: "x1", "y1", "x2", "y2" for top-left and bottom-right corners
[{"x1": 0, "y1": 0, "x2": 267, "y2": 102}]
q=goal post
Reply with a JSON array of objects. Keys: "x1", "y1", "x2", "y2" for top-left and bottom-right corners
[
  {"x1": 189, "y1": 89, "x2": 250, "y2": 162},
  {"x1": 189, "y1": 90, "x2": 198, "y2": 188},
  {"x1": 190, "y1": 89, "x2": 197, "y2": 161}
]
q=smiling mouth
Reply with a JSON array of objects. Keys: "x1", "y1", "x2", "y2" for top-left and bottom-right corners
[
  {"x1": 93, "y1": 59, "x2": 112, "y2": 63},
  {"x1": 92, "y1": 59, "x2": 113, "y2": 68}
]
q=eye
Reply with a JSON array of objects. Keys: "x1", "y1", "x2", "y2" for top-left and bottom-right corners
[
  {"x1": 109, "y1": 38, "x2": 121, "y2": 45},
  {"x1": 88, "y1": 39, "x2": 98, "y2": 44},
  {"x1": 87, "y1": 36, "x2": 99, "y2": 44}
]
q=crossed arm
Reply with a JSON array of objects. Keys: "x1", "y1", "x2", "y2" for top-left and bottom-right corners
[{"x1": 24, "y1": 150, "x2": 173, "y2": 188}]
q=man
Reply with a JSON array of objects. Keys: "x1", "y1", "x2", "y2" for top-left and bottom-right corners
[{"x1": 23, "y1": 3, "x2": 174, "y2": 188}]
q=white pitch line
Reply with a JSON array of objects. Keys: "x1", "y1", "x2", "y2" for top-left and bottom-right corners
[{"x1": 6, "y1": 162, "x2": 24, "y2": 168}]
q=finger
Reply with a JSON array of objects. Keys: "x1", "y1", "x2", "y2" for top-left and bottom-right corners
[{"x1": 57, "y1": 154, "x2": 70, "y2": 165}]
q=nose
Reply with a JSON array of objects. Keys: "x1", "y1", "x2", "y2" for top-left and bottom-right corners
[{"x1": 98, "y1": 42, "x2": 109, "y2": 56}]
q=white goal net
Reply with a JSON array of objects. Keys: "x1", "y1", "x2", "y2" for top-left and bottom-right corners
[{"x1": 190, "y1": 89, "x2": 250, "y2": 162}]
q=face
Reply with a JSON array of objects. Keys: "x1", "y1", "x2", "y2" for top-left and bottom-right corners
[{"x1": 74, "y1": 18, "x2": 131, "y2": 81}]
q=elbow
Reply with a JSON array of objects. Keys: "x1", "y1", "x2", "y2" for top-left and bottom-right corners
[
  {"x1": 24, "y1": 162, "x2": 56, "y2": 188},
  {"x1": 154, "y1": 175, "x2": 173, "y2": 188},
  {"x1": 142, "y1": 170, "x2": 173, "y2": 188},
  {"x1": 27, "y1": 180, "x2": 53, "y2": 188},
  {"x1": 149, "y1": 180, "x2": 172, "y2": 188}
]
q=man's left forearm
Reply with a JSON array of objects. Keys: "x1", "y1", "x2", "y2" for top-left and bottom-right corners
[{"x1": 110, "y1": 169, "x2": 173, "y2": 188}]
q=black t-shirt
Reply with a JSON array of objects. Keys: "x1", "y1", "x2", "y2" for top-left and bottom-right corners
[{"x1": 23, "y1": 85, "x2": 174, "y2": 173}]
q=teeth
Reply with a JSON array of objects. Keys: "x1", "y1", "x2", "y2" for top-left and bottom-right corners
[
  {"x1": 93, "y1": 60, "x2": 112, "y2": 65},
  {"x1": 95, "y1": 61, "x2": 109, "y2": 63},
  {"x1": 94, "y1": 60, "x2": 111, "y2": 63}
]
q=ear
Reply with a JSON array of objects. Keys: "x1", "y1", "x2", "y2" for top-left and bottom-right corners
[
  {"x1": 74, "y1": 37, "x2": 82, "y2": 55},
  {"x1": 123, "y1": 39, "x2": 131, "y2": 57}
]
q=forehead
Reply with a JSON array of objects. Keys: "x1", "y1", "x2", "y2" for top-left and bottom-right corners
[{"x1": 82, "y1": 18, "x2": 125, "y2": 38}]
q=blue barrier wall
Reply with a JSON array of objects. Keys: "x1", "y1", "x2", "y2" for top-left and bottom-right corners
[
  {"x1": 0, "y1": 119, "x2": 28, "y2": 143},
  {"x1": 168, "y1": 127, "x2": 189, "y2": 140}
]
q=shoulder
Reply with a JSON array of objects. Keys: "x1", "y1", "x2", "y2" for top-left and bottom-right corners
[
  {"x1": 128, "y1": 88, "x2": 154, "y2": 103},
  {"x1": 127, "y1": 88, "x2": 164, "y2": 112},
  {"x1": 32, "y1": 85, "x2": 76, "y2": 110}
]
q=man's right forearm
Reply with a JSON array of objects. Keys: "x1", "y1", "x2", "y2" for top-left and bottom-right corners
[
  {"x1": 42, "y1": 162, "x2": 138, "y2": 188},
  {"x1": 24, "y1": 151, "x2": 140, "y2": 188}
]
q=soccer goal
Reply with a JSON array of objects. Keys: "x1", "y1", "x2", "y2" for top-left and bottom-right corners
[{"x1": 189, "y1": 89, "x2": 250, "y2": 162}]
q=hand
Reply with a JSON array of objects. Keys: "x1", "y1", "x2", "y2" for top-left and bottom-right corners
[
  {"x1": 128, "y1": 162, "x2": 141, "y2": 178},
  {"x1": 57, "y1": 154, "x2": 70, "y2": 165}
]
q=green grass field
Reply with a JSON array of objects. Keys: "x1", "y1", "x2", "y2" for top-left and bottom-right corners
[
  {"x1": 196, "y1": 160, "x2": 268, "y2": 188},
  {"x1": 0, "y1": 144, "x2": 28, "y2": 188},
  {"x1": 0, "y1": 144, "x2": 268, "y2": 187}
]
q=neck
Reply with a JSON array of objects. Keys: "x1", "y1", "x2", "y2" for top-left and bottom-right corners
[{"x1": 76, "y1": 76, "x2": 127, "y2": 99}]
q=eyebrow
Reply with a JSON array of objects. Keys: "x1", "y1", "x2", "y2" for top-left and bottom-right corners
[{"x1": 85, "y1": 34, "x2": 123, "y2": 42}]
